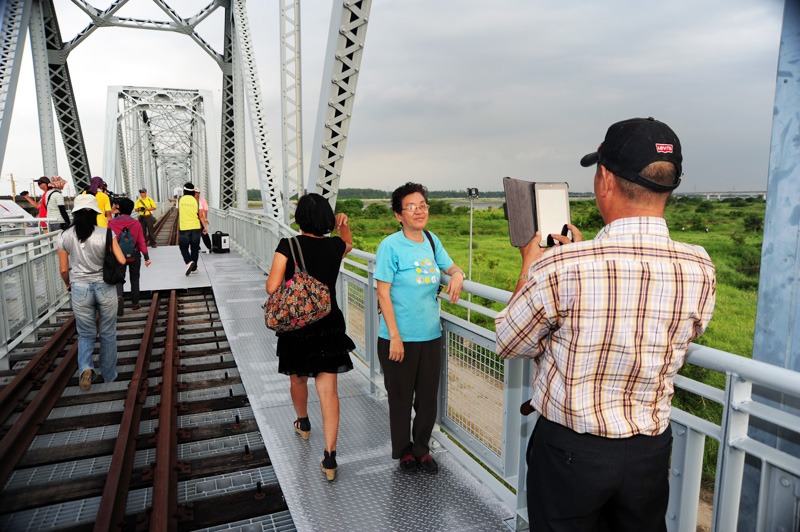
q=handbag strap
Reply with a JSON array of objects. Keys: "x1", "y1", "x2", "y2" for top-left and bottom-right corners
[{"x1": 288, "y1": 237, "x2": 308, "y2": 273}]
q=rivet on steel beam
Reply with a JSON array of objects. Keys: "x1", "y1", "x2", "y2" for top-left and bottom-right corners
[
  {"x1": 255, "y1": 481, "x2": 265, "y2": 500},
  {"x1": 677, "y1": 429, "x2": 686, "y2": 436},
  {"x1": 780, "y1": 477, "x2": 791, "y2": 487},
  {"x1": 672, "y1": 469, "x2": 681, "y2": 477}
]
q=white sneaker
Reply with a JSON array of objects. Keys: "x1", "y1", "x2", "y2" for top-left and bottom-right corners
[{"x1": 185, "y1": 261, "x2": 195, "y2": 276}]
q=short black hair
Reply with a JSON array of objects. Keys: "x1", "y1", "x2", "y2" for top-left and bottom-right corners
[
  {"x1": 117, "y1": 197, "x2": 134, "y2": 215},
  {"x1": 391, "y1": 182, "x2": 428, "y2": 213},
  {"x1": 295, "y1": 193, "x2": 335, "y2": 236}
]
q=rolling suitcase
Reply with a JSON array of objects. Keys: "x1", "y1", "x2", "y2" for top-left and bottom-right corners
[{"x1": 212, "y1": 231, "x2": 230, "y2": 253}]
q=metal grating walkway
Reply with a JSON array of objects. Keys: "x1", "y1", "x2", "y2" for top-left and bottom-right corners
[{"x1": 167, "y1": 249, "x2": 516, "y2": 531}]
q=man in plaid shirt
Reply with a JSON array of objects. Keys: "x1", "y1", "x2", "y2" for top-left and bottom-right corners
[{"x1": 496, "y1": 117, "x2": 716, "y2": 532}]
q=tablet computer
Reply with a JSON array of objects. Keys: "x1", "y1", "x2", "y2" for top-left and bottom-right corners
[
  {"x1": 503, "y1": 178, "x2": 571, "y2": 247},
  {"x1": 534, "y1": 182, "x2": 572, "y2": 246}
]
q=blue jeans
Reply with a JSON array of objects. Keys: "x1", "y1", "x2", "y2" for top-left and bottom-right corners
[
  {"x1": 71, "y1": 282, "x2": 119, "y2": 382},
  {"x1": 178, "y1": 229, "x2": 201, "y2": 269}
]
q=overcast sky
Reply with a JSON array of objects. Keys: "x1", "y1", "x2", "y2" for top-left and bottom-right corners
[{"x1": 0, "y1": 0, "x2": 784, "y2": 196}]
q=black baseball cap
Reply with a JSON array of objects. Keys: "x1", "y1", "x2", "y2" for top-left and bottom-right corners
[
  {"x1": 139, "y1": 187, "x2": 147, "y2": 192},
  {"x1": 580, "y1": 117, "x2": 682, "y2": 192}
]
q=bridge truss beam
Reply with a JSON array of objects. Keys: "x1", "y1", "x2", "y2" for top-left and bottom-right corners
[
  {"x1": 104, "y1": 87, "x2": 213, "y2": 202},
  {"x1": 309, "y1": 0, "x2": 373, "y2": 209},
  {"x1": 280, "y1": 0, "x2": 304, "y2": 223}
]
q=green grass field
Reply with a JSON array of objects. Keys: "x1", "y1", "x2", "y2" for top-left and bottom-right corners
[{"x1": 338, "y1": 196, "x2": 764, "y2": 358}]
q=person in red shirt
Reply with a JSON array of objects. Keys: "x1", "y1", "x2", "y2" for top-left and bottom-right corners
[
  {"x1": 20, "y1": 177, "x2": 53, "y2": 229},
  {"x1": 108, "y1": 197, "x2": 151, "y2": 315}
]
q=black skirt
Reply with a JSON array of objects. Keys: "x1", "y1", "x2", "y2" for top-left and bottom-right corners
[{"x1": 276, "y1": 308, "x2": 355, "y2": 377}]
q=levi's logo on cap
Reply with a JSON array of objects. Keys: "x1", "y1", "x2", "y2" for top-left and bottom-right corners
[{"x1": 655, "y1": 144, "x2": 673, "y2": 153}]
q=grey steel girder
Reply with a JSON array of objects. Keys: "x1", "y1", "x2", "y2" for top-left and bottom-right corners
[
  {"x1": 309, "y1": 0, "x2": 373, "y2": 208},
  {"x1": 280, "y1": 0, "x2": 304, "y2": 223},
  {"x1": 233, "y1": 0, "x2": 282, "y2": 219},
  {"x1": 218, "y1": 2, "x2": 238, "y2": 210},
  {"x1": 29, "y1": 0, "x2": 58, "y2": 177},
  {"x1": 0, "y1": 0, "x2": 32, "y2": 179},
  {"x1": 39, "y1": 0, "x2": 92, "y2": 190}
]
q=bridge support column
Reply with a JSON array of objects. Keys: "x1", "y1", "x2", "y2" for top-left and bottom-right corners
[{"x1": 741, "y1": 1, "x2": 800, "y2": 530}]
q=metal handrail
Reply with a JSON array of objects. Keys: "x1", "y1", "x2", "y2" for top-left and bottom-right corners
[{"x1": 0, "y1": 231, "x2": 70, "y2": 361}]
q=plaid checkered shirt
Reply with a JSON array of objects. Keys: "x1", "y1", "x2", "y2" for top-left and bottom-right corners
[{"x1": 495, "y1": 217, "x2": 716, "y2": 438}]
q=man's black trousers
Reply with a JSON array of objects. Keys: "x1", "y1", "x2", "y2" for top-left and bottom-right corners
[{"x1": 527, "y1": 416, "x2": 672, "y2": 532}]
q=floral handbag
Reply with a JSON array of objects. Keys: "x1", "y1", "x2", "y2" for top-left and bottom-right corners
[{"x1": 264, "y1": 237, "x2": 331, "y2": 333}]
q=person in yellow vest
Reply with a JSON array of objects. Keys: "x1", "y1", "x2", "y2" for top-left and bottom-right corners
[
  {"x1": 82, "y1": 176, "x2": 112, "y2": 228},
  {"x1": 178, "y1": 182, "x2": 203, "y2": 276},
  {"x1": 135, "y1": 187, "x2": 158, "y2": 248}
]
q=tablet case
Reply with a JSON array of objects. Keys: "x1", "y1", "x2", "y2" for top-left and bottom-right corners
[{"x1": 502, "y1": 177, "x2": 537, "y2": 247}]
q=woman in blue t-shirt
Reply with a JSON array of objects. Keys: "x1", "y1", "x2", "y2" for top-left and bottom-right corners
[{"x1": 374, "y1": 182, "x2": 465, "y2": 474}]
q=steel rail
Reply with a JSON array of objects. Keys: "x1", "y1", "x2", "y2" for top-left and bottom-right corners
[
  {"x1": 94, "y1": 293, "x2": 162, "y2": 532},
  {"x1": 151, "y1": 290, "x2": 180, "y2": 531},
  {"x1": 0, "y1": 316, "x2": 76, "y2": 427},
  {"x1": 168, "y1": 211, "x2": 179, "y2": 246},
  {"x1": 0, "y1": 341, "x2": 79, "y2": 487}
]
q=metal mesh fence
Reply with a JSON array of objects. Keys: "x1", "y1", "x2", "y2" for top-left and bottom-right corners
[
  {"x1": 3, "y1": 266, "x2": 26, "y2": 336},
  {"x1": 342, "y1": 278, "x2": 367, "y2": 363},
  {"x1": 443, "y1": 328, "x2": 505, "y2": 459}
]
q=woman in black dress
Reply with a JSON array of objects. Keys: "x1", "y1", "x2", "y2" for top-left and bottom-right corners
[{"x1": 265, "y1": 193, "x2": 355, "y2": 481}]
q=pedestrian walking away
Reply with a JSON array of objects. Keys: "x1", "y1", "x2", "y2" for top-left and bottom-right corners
[
  {"x1": 265, "y1": 193, "x2": 356, "y2": 481},
  {"x1": 109, "y1": 197, "x2": 152, "y2": 315},
  {"x1": 495, "y1": 117, "x2": 716, "y2": 532},
  {"x1": 374, "y1": 182, "x2": 465, "y2": 474},
  {"x1": 135, "y1": 187, "x2": 158, "y2": 247},
  {"x1": 195, "y1": 187, "x2": 213, "y2": 253},
  {"x1": 178, "y1": 182, "x2": 202, "y2": 276},
  {"x1": 57, "y1": 194, "x2": 126, "y2": 391}
]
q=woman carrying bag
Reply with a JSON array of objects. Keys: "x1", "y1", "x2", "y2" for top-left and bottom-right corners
[
  {"x1": 58, "y1": 194, "x2": 126, "y2": 391},
  {"x1": 265, "y1": 193, "x2": 355, "y2": 481}
]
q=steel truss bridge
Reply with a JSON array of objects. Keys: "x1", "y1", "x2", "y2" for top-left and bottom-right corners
[
  {"x1": 0, "y1": 0, "x2": 371, "y2": 223},
  {"x1": 0, "y1": 1, "x2": 799, "y2": 532}
]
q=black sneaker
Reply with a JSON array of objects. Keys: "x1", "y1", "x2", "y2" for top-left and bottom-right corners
[
  {"x1": 185, "y1": 261, "x2": 195, "y2": 276},
  {"x1": 417, "y1": 453, "x2": 439, "y2": 474},
  {"x1": 399, "y1": 451, "x2": 416, "y2": 473}
]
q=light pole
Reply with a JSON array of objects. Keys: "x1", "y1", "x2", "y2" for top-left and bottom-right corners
[{"x1": 466, "y1": 188, "x2": 479, "y2": 321}]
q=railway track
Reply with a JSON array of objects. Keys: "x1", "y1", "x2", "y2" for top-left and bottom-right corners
[{"x1": 0, "y1": 212, "x2": 290, "y2": 531}]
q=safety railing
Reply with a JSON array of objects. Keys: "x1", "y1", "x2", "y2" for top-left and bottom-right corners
[
  {"x1": 207, "y1": 207, "x2": 800, "y2": 531},
  {"x1": 0, "y1": 231, "x2": 70, "y2": 361}
]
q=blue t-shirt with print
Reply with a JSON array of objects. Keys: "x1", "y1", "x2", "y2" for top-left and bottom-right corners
[{"x1": 375, "y1": 230, "x2": 454, "y2": 342}]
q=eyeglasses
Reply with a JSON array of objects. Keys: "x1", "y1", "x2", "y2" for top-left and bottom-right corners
[{"x1": 402, "y1": 203, "x2": 429, "y2": 213}]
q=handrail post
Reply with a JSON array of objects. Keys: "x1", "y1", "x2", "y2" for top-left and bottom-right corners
[
  {"x1": 365, "y1": 255, "x2": 378, "y2": 393},
  {"x1": 712, "y1": 373, "x2": 751, "y2": 531}
]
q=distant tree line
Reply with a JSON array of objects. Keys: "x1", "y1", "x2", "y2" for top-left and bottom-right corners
[{"x1": 247, "y1": 188, "x2": 506, "y2": 201}]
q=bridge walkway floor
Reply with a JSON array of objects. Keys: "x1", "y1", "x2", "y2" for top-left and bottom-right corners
[{"x1": 133, "y1": 246, "x2": 515, "y2": 531}]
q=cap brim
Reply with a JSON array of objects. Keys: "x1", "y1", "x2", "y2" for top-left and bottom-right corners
[
  {"x1": 580, "y1": 152, "x2": 599, "y2": 167},
  {"x1": 72, "y1": 205, "x2": 103, "y2": 214}
]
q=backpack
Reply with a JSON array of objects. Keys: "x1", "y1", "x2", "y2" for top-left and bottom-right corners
[{"x1": 118, "y1": 226, "x2": 136, "y2": 263}]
